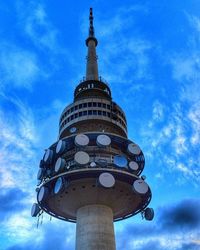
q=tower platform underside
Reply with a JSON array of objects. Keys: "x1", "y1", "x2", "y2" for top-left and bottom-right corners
[{"x1": 38, "y1": 168, "x2": 151, "y2": 222}]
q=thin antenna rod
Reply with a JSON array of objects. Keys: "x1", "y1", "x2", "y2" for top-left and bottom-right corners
[
  {"x1": 85, "y1": 8, "x2": 99, "y2": 80},
  {"x1": 89, "y1": 8, "x2": 94, "y2": 37}
]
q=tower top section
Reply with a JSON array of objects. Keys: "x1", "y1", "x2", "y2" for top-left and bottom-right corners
[
  {"x1": 74, "y1": 8, "x2": 111, "y2": 101},
  {"x1": 86, "y1": 8, "x2": 98, "y2": 47}
]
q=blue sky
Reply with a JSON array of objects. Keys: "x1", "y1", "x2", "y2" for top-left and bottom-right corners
[{"x1": 0, "y1": 0, "x2": 200, "y2": 249}]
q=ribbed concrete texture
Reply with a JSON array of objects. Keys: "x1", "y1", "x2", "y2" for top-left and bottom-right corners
[{"x1": 76, "y1": 204, "x2": 116, "y2": 250}]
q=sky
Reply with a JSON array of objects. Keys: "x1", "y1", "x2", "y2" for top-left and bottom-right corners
[{"x1": 0, "y1": 0, "x2": 200, "y2": 249}]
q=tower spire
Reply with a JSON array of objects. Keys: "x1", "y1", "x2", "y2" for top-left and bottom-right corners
[{"x1": 85, "y1": 8, "x2": 99, "y2": 81}]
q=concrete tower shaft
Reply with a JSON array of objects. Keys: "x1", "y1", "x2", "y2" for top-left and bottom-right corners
[
  {"x1": 76, "y1": 205, "x2": 115, "y2": 250},
  {"x1": 86, "y1": 39, "x2": 99, "y2": 81}
]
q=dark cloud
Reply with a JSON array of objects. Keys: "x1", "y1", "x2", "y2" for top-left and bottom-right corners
[
  {"x1": 116, "y1": 198, "x2": 200, "y2": 249},
  {"x1": 0, "y1": 188, "x2": 27, "y2": 220},
  {"x1": 157, "y1": 198, "x2": 200, "y2": 231}
]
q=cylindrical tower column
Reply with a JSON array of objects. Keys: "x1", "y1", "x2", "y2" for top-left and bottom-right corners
[{"x1": 76, "y1": 204, "x2": 116, "y2": 250}]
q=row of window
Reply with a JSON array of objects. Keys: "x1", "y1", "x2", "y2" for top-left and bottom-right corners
[
  {"x1": 76, "y1": 82, "x2": 111, "y2": 96},
  {"x1": 60, "y1": 102, "x2": 126, "y2": 124},
  {"x1": 60, "y1": 110, "x2": 127, "y2": 130}
]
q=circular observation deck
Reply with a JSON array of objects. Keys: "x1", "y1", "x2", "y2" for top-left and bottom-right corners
[{"x1": 59, "y1": 98, "x2": 127, "y2": 138}]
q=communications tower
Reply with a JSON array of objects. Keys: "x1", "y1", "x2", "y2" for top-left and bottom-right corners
[{"x1": 32, "y1": 8, "x2": 154, "y2": 250}]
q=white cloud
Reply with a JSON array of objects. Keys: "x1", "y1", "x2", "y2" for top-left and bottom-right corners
[
  {"x1": 0, "y1": 45, "x2": 41, "y2": 89},
  {"x1": 170, "y1": 54, "x2": 200, "y2": 82},
  {"x1": 17, "y1": 2, "x2": 60, "y2": 53},
  {"x1": 152, "y1": 101, "x2": 165, "y2": 122},
  {"x1": 187, "y1": 13, "x2": 200, "y2": 34},
  {"x1": 0, "y1": 95, "x2": 38, "y2": 190},
  {"x1": 140, "y1": 97, "x2": 200, "y2": 185}
]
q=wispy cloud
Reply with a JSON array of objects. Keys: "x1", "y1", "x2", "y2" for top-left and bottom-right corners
[
  {"x1": 0, "y1": 44, "x2": 41, "y2": 90},
  {"x1": 17, "y1": 1, "x2": 61, "y2": 53},
  {"x1": 0, "y1": 94, "x2": 38, "y2": 190},
  {"x1": 141, "y1": 98, "x2": 200, "y2": 185}
]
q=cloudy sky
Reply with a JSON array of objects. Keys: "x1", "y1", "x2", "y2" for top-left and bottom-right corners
[{"x1": 0, "y1": 0, "x2": 200, "y2": 249}]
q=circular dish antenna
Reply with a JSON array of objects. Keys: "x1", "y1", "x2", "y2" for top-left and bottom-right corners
[
  {"x1": 90, "y1": 162, "x2": 96, "y2": 167},
  {"x1": 37, "y1": 168, "x2": 44, "y2": 180},
  {"x1": 54, "y1": 177, "x2": 64, "y2": 194},
  {"x1": 96, "y1": 134, "x2": 111, "y2": 147},
  {"x1": 55, "y1": 157, "x2": 66, "y2": 173},
  {"x1": 74, "y1": 151, "x2": 90, "y2": 165},
  {"x1": 99, "y1": 173, "x2": 115, "y2": 188},
  {"x1": 97, "y1": 158, "x2": 107, "y2": 167},
  {"x1": 144, "y1": 208, "x2": 154, "y2": 221},
  {"x1": 44, "y1": 149, "x2": 53, "y2": 163},
  {"x1": 75, "y1": 134, "x2": 89, "y2": 147},
  {"x1": 70, "y1": 127, "x2": 77, "y2": 134},
  {"x1": 31, "y1": 203, "x2": 41, "y2": 217},
  {"x1": 114, "y1": 155, "x2": 127, "y2": 167},
  {"x1": 56, "y1": 140, "x2": 66, "y2": 154},
  {"x1": 129, "y1": 161, "x2": 139, "y2": 171},
  {"x1": 141, "y1": 175, "x2": 146, "y2": 180},
  {"x1": 38, "y1": 186, "x2": 49, "y2": 202},
  {"x1": 133, "y1": 179, "x2": 149, "y2": 194},
  {"x1": 39, "y1": 160, "x2": 45, "y2": 169},
  {"x1": 128, "y1": 143, "x2": 141, "y2": 155}
]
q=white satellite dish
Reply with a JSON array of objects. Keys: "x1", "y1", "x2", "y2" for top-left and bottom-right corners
[
  {"x1": 127, "y1": 143, "x2": 141, "y2": 155},
  {"x1": 144, "y1": 208, "x2": 154, "y2": 221},
  {"x1": 99, "y1": 172, "x2": 115, "y2": 188},
  {"x1": 141, "y1": 175, "x2": 146, "y2": 180},
  {"x1": 31, "y1": 203, "x2": 41, "y2": 217},
  {"x1": 128, "y1": 161, "x2": 139, "y2": 171},
  {"x1": 38, "y1": 186, "x2": 49, "y2": 202},
  {"x1": 37, "y1": 168, "x2": 44, "y2": 180},
  {"x1": 96, "y1": 134, "x2": 111, "y2": 147},
  {"x1": 75, "y1": 134, "x2": 89, "y2": 147},
  {"x1": 39, "y1": 160, "x2": 45, "y2": 168},
  {"x1": 114, "y1": 155, "x2": 127, "y2": 167},
  {"x1": 97, "y1": 158, "x2": 107, "y2": 167},
  {"x1": 90, "y1": 162, "x2": 97, "y2": 167},
  {"x1": 56, "y1": 140, "x2": 66, "y2": 154},
  {"x1": 133, "y1": 179, "x2": 149, "y2": 194},
  {"x1": 54, "y1": 177, "x2": 63, "y2": 194},
  {"x1": 44, "y1": 149, "x2": 53, "y2": 163},
  {"x1": 54, "y1": 157, "x2": 66, "y2": 173},
  {"x1": 74, "y1": 151, "x2": 90, "y2": 165},
  {"x1": 69, "y1": 127, "x2": 77, "y2": 134}
]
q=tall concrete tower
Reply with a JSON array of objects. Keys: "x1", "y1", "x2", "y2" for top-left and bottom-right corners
[{"x1": 32, "y1": 8, "x2": 154, "y2": 250}]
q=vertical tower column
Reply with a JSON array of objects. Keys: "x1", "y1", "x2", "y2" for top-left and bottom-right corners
[
  {"x1": 86, "y1": 39, "x2": 99, "y2": 80},
  {"x1": 76, "y1": 204, "x2": 116, "y2": 250}
]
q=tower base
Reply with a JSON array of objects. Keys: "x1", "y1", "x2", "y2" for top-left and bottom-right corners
[{"x1": 76, "y1": 204, "x2": 116, "y2": 250}]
